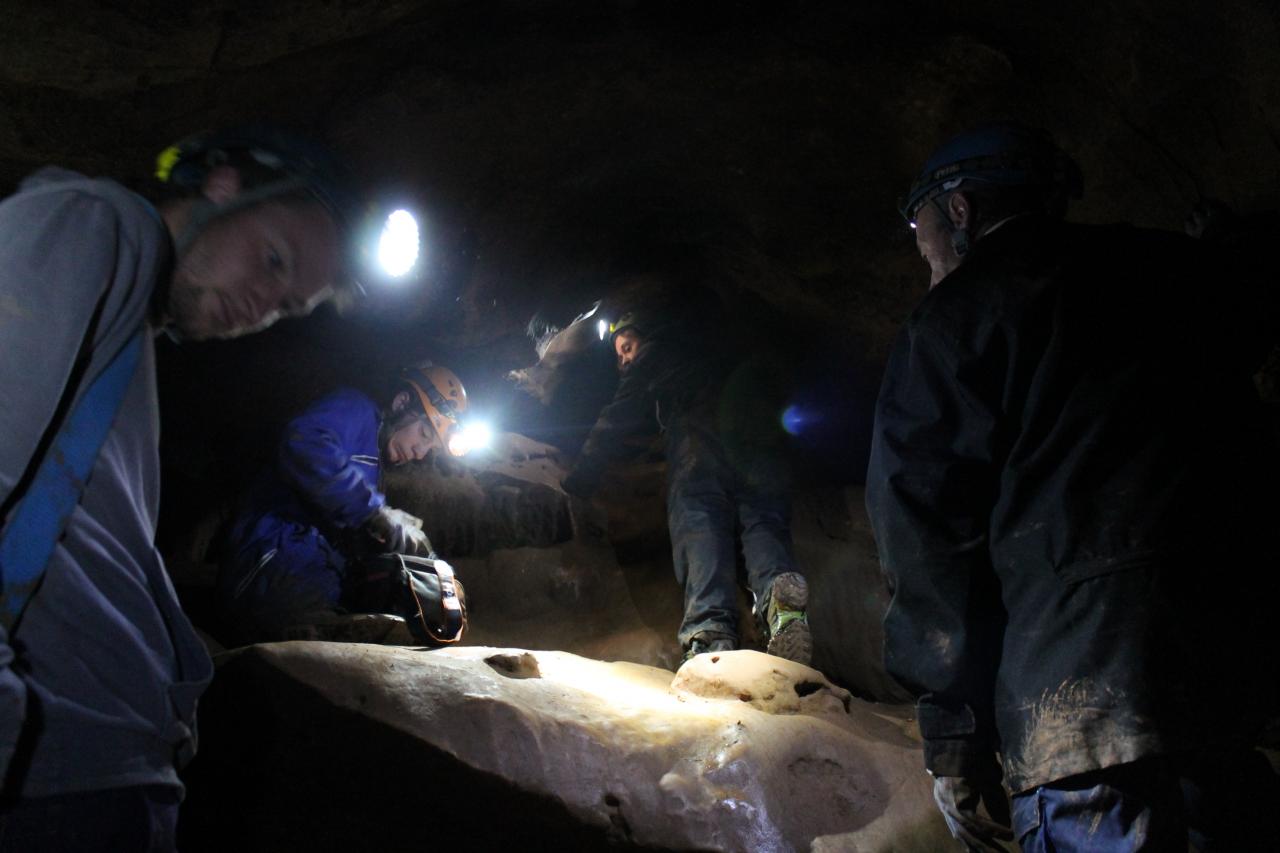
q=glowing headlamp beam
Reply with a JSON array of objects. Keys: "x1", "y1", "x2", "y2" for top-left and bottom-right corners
[
  {"x1": 448, "y1": 421, "x2": 494, "y2": 457},
  {"x1": 377, "y1": 209, "x2": 420, "y2": 278}
]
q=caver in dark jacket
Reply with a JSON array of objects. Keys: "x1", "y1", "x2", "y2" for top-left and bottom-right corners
[
  {"x1": 866, "y1": 214, "x2": 1280, "y2": 794},
  {"x1": 562, "y1": 297, "x2": 806, "y2": 657}
]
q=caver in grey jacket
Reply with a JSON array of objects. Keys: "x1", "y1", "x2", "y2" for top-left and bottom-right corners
[
  {"x1": 866, "y1": 215, "x2": 1279, "y2": 792},
  {"x1": 0, "y1": 168, "x2": 213, "y2": 798}
]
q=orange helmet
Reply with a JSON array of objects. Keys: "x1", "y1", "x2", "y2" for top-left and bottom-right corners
[{"x1": 401, "y1": 364, "x2": 469, "y2": 452}]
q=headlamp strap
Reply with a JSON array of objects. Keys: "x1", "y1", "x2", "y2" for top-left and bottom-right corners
[
  {"x1": 423, "y1": 382, "x2": 457, "y2": 419},
  {"x1": 172, "y1": 176, "x2": 312, "y2": 257},
  {"x1": 406, "y1": 377, "x2": 458, "y2": 423}
]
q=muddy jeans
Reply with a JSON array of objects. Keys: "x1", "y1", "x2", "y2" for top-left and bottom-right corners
[
  {"x1": 218, "y1": 519, "x2": 350, "y2": 645},
  {"x1": 665, "y1": 418, "x2": 795, "y2": 647},
  {"x1": 0, "y1": 785, "x2": 179, "y2": 852},
  {"x1": 1013, "y1": 749, "x2": 1280, "y2": 852}
]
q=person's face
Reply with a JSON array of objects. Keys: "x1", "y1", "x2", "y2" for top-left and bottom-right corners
[
  {"x1": 913, "y1": 194, "x2": 965, "y2": 289},
  {"x1": 167, "y1": 199, "x2": 342, "y2": 341},
  {"x1": 384, "y1": 415, "x2": 440, "y2": 466},
  {"x1": 614, "y1": 329, "x2": 643, "y2": 372}
]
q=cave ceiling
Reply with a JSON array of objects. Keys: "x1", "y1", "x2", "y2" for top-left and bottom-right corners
[{"x1": 3, "y1": 0, "x2": 1278, "y2": 472}]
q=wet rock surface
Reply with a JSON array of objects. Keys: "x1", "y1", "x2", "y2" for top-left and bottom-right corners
[{"x1": 181, "y1": 643, "x2": 950, "y2": 852}]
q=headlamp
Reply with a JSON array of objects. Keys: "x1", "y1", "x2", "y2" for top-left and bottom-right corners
[
  {"x1": 447, "y1": 420, "x2": 494, "y2": 457},
  {"x1": 603, "y1": 312, "x2": 637, "y2": 343},
  {"x1": 377, "y1": 209, "x2": 419, "y2": 278},
  {"x1": 354, "y1": 205, "x2": 422, "y2": 287}
]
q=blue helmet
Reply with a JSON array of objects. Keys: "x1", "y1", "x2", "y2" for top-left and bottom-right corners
[
  {"x1": 155, "y1": 124, "x2": 360, "y2": 226},
  {"x1": 900, "y1": 123, "x2": 1083, "y2": 223},
  {"x1": 156, "y1": 125, "x2": 420, "y2": 292}
]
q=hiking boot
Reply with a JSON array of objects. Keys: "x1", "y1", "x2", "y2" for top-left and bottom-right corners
[
  {"x1": 681, "y1": 632, "x2": 737, "y2": 664},
  {"x1": 761, "y1": 572, "x2": 811, "y2": 665}
]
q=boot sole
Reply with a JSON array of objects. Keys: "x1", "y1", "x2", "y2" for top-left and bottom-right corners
[
  {"x1": 767, "y1": 619, "x2": 812, "y2": 665},
  {"x1": 766, "y1": 573, "x2": 811, "y2": 665},
  {"x1": 770, "y1": 572, "x2": 808, "y2": 611}
]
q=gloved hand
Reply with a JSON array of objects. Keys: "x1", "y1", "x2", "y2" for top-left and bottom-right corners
[
  {"x1": 1183, "y1": 198, "x2": 1236, "y2": 241},
  {"x1": 932, "y1": 775, "x2": 1013, "y2": 851},
  {"x1": 364, "y1": 506, "x2": 433, "y2": 556}
]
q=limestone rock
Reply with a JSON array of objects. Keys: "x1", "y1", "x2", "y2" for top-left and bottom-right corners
[
  {"x1": 672, "y1": 649, "x2": 851, "y2": 718},
  {"x1": 183, "y1": 642, "x2": 951, "y2": 852}
]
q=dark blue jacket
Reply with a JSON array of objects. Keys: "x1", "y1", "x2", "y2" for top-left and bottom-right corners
[
  {"x1": 866, "y1": 216, "x2": 1279, "y2": 792},
  {"x1": 227, "y1": 389, "x2": 385, "y2": 563}
]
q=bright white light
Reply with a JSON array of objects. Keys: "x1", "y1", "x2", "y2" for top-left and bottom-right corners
[
  {"x1": 448, "y1": 421, "x2": 494, "y2": 457},
  {"x1": 377, "y1": 209, "x2": 420, "y2": 278},
  {"x1": 597, "y1": 319, "x2": 608, "y2": 340}
]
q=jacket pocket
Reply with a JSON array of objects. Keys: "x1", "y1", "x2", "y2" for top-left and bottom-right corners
[{"x1": 1012, "y1": 789, "x2": 1044, "y2": 850}]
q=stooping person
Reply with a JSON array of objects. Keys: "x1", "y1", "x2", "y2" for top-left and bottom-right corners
[
  {"x1": 562, "y1": 286, "x2": 812, "y2": 665},
  {"x1": 217, "y1": 365, "x2": 472, "y2": 646}
]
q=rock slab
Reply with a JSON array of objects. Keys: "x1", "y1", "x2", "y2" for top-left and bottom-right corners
[{"x1": 182, "y1": 643, "x2": 950, "y2": 852}]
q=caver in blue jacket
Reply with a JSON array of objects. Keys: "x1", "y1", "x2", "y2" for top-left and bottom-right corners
[{"x1": 218, "y1": 388, "x2": 392, "y2": 644}]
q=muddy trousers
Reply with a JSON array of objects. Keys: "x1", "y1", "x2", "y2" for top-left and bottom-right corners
[
  {"x1": 665, "y1": 420, "x2": 796, "y2": 648},
  {"x1": 217, "y1": 518, "x2": 349, "y2": 645},
  {"x1": 1012, "y1": 749, "x2": 1280, "y2": 852},
  {"x1": 0, "y1": 785, "x2": 179, "y2": 852}
]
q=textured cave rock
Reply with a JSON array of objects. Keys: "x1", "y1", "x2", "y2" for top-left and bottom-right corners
[
  {"x1": 180, "y1": 643, "x2": 951, "y2": 852},
  {"x1": 382, "y1": 453, "x2": 574, "y2": 558},
  {"x1": 7, "y1": 0, "x2": 1279, "y2": 365}
]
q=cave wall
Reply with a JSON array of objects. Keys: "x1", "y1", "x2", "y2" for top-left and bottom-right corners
[{"x1": 4, "y1": 0, "x2": 1277, "y2": 361}]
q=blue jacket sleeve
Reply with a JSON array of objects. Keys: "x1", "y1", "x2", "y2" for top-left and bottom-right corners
[
  {"x1": 865, "y1": 314, "x2": 1006, "y2": 779},
  {"x1": 277, "y1": 390, "x2": 386, "y2": 529}
]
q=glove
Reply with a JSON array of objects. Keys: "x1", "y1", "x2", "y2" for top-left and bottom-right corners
[
  {"x1": 364, "y1": 506, "x2": 433, "y2": 556},
  {"x1": 1183, "y1": 198, "x2": 1237, "y2": 240},
  {"x1": 932, "y1": 775, "x2": 1013, "y2": 851}
]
